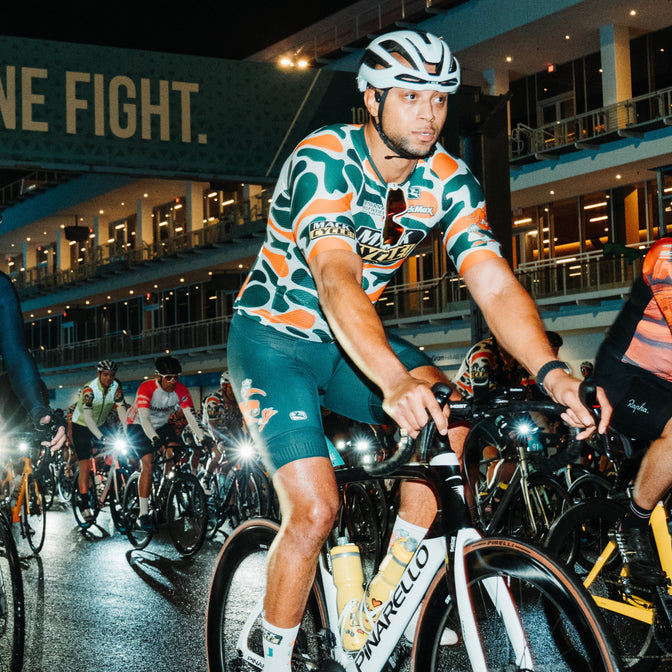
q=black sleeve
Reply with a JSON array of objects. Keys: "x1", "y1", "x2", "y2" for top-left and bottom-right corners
[{"x1": 0, "y1": 272, "x2": 51, "y2": 425}]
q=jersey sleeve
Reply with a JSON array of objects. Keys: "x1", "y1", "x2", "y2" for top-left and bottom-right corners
[
  {"x1": 435, "y1": 156, "x2": 502, "y2": 274},
  {"x1": 81, "y1": 385, "x2": 95, "y2": 408},
  {"x1": 175, "y1": 382, "x2": 195, "y2": 409},
  {"x1": 643, "y1": 237, "x2": 672, "y2": 329},
  {"x1": 289, "y1": 130, "x2": 359, "y2": 264},
  {"x1": 135, "y1": 380, "x2": 154, "y2": 409}
]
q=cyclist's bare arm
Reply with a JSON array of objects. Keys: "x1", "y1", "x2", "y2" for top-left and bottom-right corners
[
  {"x1": 309, "y1": 247, "x2": 447, "y2": 438},
  {"x1": 463, "y1": 257, "x2": 612, "y2": 435}
]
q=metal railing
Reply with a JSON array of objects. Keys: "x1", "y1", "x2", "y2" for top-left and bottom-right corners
[
  {"x1": 32, "y1": 316, "x2": 231, "y2": 371},
  {"x1": 252, "y1": 0, "x2": 458, "y2": 62},
  {"x1": 11, "y1": 218, "x2": 267, "y2": 297},
  {"x1": 510, "y1": 86, "x2": 672, "y2": 160},
  {"x1": 29, "y1": 249, "x2": 643, "y2": 373}
]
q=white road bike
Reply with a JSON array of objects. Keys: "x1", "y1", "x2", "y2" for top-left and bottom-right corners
[{"x1": 206, "y1": 384, "x2": 622, "y2": 672}]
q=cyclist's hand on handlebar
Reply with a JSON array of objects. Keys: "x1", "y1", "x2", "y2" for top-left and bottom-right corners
[
  {"x1": 38, "y1": 413, "x2": 67, "y2": 453},
  {"x1": 541, "y1": 370, "x2": 612, "y2": 439},
  {"x1": 151, "y1": 435, "x2": 164, "y2": 452},
  {"x1": 382, "y1": 375, "x2": 449, "y2": 438}
]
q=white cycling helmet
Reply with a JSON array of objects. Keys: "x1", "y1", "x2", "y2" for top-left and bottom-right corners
[{"x1": 357, "y1": 30, "x2": 460, "y2": 94}]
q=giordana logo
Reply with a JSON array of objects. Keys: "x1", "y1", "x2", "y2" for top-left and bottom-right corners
[
  {"x1": 627, "y1": 399, "x2": 649, "y2": 414},
  {"x1": 289, "y1": 411, "x2": 308, "y2": 421}
]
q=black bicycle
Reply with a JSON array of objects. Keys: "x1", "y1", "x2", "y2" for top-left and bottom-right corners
[{"x1": 122, "y1": 444, "x2": 208, "y2": 557}]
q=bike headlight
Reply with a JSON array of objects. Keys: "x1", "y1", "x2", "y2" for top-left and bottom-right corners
[
  {"x1": 514, "y1": 421, "x2": 533, "y2": 437},
  {"x1": 114, "y1": 438, "x2": 128, "y2": 454},
  {"x1": 236, "y1": 440, "x2": 255, "y2": 461},
  {"x1": 17, "y1": 439, "x2": 30, "y2": 452}
]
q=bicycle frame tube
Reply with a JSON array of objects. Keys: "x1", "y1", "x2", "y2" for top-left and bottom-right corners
[{"x1": 651, "y1": 502, "x2": 672, "y2": 593}]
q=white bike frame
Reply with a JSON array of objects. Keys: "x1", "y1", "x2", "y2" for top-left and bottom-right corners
[{"x1": 233, "y1": 452, "x2": 535, "y2": 672}]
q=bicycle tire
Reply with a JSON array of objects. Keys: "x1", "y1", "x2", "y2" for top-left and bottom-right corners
[
  {"x1": 0, "y1": 512, "x2": 24, "y2": 672},
  {"x1": 198, "y1": 470, "x2": 224, "y2": 540},
  {"x1": 108, "y1": 468, "x2": 129, "y2": 534},
  {"x1": 340, "y1": 481, "x2": 382, "y2": 575},
  {"x1": 235, "y1": 461, "x2": 271, "y2": 523},
  {"x1": 56, "y1": 463, "x2": 74, "y2": 503},
  {"x1": 122, "y1": 471, "x2": 154, "y2": 549},
  {"x1": 166, "y1": 472, "x2": 207, "y2": 557},
  {"x1": 411, "y1": 536, "x2": 621, "y2": 672},
  {"x1": 567, "y1": 473, "x2": 613, "y2": 503},
  {"x1": 546, "y1": 498, "x2": 659, "y2": 671},
  {"x1": 70, "y1": 468, "x2": 98, "y2": 530},
  {"x1": 206, "y1": 519, "x2": 326, "y2": 672},
  {"x1": 24, "y1": 474, "x2": 47, "y2": 554},
  {"x1": 37, "y1": 463, "x2": 56, "y2": 510},
  {"x1": 503, "y1": 472, "x2": 571, "y2": 544}
]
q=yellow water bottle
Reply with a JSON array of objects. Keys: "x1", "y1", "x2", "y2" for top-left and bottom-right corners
[
  {"x1": 330, "y1": 540, "x2": 367, "y2": 651},
  {"x1": 363, "y1": 538, "x2": 416, "y2": 630}
]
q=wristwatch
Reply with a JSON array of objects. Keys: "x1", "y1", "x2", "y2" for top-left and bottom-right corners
[{"x1": 536, "y1": 360, "x2": 571, "y2": 396}]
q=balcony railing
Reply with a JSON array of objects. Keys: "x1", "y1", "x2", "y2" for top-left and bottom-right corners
[
  {"x1": 28, "y1": 249, "x2": 643, "y2": 373},
  {"x1": 11, "y1": 218, "x2": 267, "y2": 298},
  {"x1": 510, "y1": 86, "x2": 672, "y2": 160},
  {"x1": 32, "y1": 316, "x2": 231, "y2": 371}
]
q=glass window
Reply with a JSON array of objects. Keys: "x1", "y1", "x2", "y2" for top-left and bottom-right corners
[
  {"x1": 549, "y1": 198, "x2": 580, "y2": 258},
  {"x1": 511, "y1": 207, "x2": 541, "y2": 265},
  {"x1": 651, "y1": 27, "x2": 672, "y2": 91},
  {"x1": 582, "y1": 192, "x2": 610, "y2": 252}
]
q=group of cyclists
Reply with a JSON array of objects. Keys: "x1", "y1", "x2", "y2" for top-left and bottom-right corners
[
  {"x1": 2, "y1": 25, "x2": 672, "y2": 672},
  {"x1": 60, "y1": 356, "x2": 244, "y2": 532}
]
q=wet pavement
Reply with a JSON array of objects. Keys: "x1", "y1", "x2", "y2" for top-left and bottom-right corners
[{"x1": 15, "y1": 501, "x2": 224, "y2": 672}]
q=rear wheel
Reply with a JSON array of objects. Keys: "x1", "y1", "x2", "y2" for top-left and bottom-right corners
[
  {"x1": 206, "y1": 519, "x2": 326, "y2": 672},
  {"x1": 412, "y1": 536, "x2": 620, "y2": 672}
]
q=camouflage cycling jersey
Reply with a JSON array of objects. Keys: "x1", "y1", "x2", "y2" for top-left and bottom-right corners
[{"x1": 234, "y1": 123, "x2": 502, "y2": 343}]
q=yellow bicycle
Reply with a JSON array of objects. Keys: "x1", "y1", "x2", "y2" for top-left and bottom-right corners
[{"x1": 546, "y1": 493, "x2": 672, "y2": 672}]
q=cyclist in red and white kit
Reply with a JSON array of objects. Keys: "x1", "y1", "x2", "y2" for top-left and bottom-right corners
[{"x1": 126, "y1": 355, "x2": 206, "y2": 530}]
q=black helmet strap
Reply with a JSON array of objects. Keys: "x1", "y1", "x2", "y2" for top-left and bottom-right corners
[{"x1": 372, "y1": 88, "x2": 439, "y2": 161}]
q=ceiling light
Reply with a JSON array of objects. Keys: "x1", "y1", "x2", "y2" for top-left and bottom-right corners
[{"x1": 506, "y1": 56, "x2": 512, "y2": 62}]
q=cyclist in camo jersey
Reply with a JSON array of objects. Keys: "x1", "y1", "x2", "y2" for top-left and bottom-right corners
[{"x1": 227, "y1": 29, "x2": 611, "y2": 670}]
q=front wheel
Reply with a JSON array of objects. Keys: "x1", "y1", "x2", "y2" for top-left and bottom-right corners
[
  {"x1": 108, "y1": 468, "x2": 129, "y2": 534},
  {"x1": 412, "y1": 536, "x2": 621, "y2": 672},
  {"x1": 0, "y1": 513, "x2": 24, "y2": 672},
  {"x1": 166, "y1": 472, "x2": 207, "y2": 557},
  {"x1": 122, "y1": 472, "x2": 153, "y2": 549},
  {"x1": 70, "y1": 468, "x2": 98, "y2": 530},
  {"x1": 23, "y1": 474, "x2": 47, "y2": 554},
  {"x1": 206, "y1": 519, "x2": 326, "y2": 672}
]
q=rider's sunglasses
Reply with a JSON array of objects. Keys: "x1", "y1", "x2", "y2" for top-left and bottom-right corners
[
  {"x1": 383, "y1": 186, "x2": 406, "y2": 246},
  {"x1": 160, "y1": 374, "x2": 180, "y2": 381}
]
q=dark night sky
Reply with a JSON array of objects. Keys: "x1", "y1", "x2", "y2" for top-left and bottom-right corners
[{"x1": 0, "y1": 2, "x2": 360, "y2": 60}]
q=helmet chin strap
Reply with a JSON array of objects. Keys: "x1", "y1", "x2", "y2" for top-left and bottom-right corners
[{"x1": 373, "y1": 89, "x2": 437, "y2": 161}]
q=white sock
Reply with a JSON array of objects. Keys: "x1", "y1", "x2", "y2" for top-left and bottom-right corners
[
  {"x1": 389, "y1": 515, "x2": 428, "y2": 550},
  {"x1": 262, "y1": 617, "x2": 299, "y2": 671},
  {"x1": 139, "y1": 497, "x2": 149, "y2": 516}
]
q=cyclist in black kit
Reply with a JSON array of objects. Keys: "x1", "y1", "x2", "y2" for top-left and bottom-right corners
[{"x1": 0, "y1": 271, "x2": 65, "y2": 450}]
